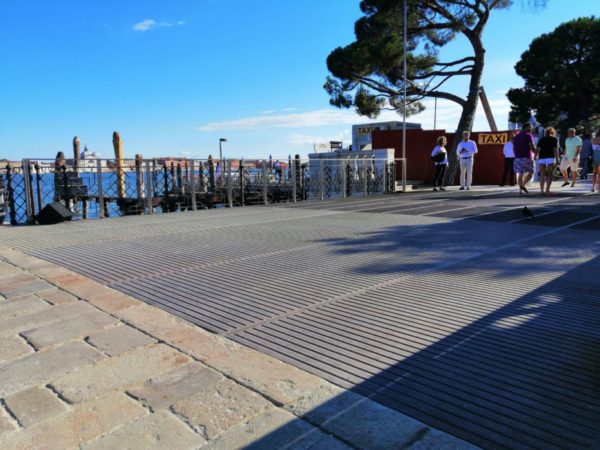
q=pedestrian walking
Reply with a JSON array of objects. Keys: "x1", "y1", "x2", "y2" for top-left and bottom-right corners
[
  {"x1": 535, "y1": 127, "x2": 559, "y2": 195},
  {"x1": 580, "y1": 134, "x2": 593, "y2": 180},
  {"x1": 500, "y1": 133, "x2": 516, "y2": 186},
  {"x1": 591, "y1": 133, "x2": 600, "y2": 193},
  {"x1": 559, "y1": 128, "x2": 582, "y2": 187},
  {"x1": 431, "y1": 136, "x2": 448, "y2": 191},
  {"x1": 457, "y1": 131, "x2": 478, "y2": 190},
  {"x1": 512, "y1": 123, "x2": 536, "y2": 194}
]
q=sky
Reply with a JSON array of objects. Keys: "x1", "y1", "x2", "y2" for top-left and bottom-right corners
[{"x1": 0, "y1": 0, "x2": 597, "y2": 161}]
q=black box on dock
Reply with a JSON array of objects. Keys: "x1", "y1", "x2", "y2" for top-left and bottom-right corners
[{"x1": 37, "y1": 202, "x2": 73, "y2": 225}]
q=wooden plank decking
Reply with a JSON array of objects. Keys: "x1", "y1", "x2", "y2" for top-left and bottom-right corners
[{"x1": 1, "y1": 188, "x2": 599, "y2": 449}]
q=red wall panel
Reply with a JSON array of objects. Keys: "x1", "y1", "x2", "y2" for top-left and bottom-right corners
[{"x1": 372, "y1": 129, "x2": 507, "y2": 185}]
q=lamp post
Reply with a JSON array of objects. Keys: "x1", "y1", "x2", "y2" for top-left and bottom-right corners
[
  {"x1": 401, "y1": 0, "x2": 407, "y2": 193},
  {"x1": 219, "y1": 138, "x2": 227, "y2": 162}
]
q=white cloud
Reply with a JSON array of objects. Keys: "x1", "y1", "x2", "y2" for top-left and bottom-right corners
[
  {"x1": 132, "y1": 19, "x2": 156, "y2": 32},
  {"x1": 132, "y1": 19, "x2": 186, "y2": 32},
  {"x1": 287, "y1": 129, "x2": 350, "y2": 146},
  {"x1": 157, "y1": 20, "x2": 186, "y2": 28},
  {"x1": 198, "y1": 95, "x2": 513, "y2": 135},
  {"x1": 198, "y1": 109, "x2": 373, "y2": 132}
]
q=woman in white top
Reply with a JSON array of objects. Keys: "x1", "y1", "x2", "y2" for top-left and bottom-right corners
[{"x1": 431, "y1": 136, "x2": 448, "y2": 191}]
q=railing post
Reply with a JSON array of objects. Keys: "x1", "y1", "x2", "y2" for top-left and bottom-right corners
[
  {"x1": 342, "y1": 159, "x2": 348, "y2": 199},
  {"x1": 152, "y1": 159, "x2": 158, "y2": 197},
  {"x1": 262, "y1": 159, "x2": 268, "y2": 205},
  {"x1": 135, "y1": 154, "x2": 144, "y2": 205},
  {"x1": 189, "y1": 160, "x2": 197, "y2": 211},
  {"x1": 170, "y1": 162, "x2": 176, "y2": 191},
  {"x1": 227, "y1": 159, "x2": 233, "y2": 208},
  {"x1": 163, "y1": 163, "x2": 169, "y2": 195},
  {"x1": 6, "y1": 163, "x2": 17, "y2": 225},
  {"x1": 198, "y1": 160, "x2": 206, "y2": 192},
  {"x1": 239, "y1": 159, "x2": 245, "y2": 207},
  {"x1": 176, "y1": 162, "x2": 182, "y2": 190},
  {"x1": 291, "y1": 159, "x2": 297, "y2": 203},
  {"x1": 363, "y1": 158, "x2": 368, "y2": 196},
  {"x1": 22, "y1": 159, "x2": 35, "y2": 222},
  {"x1": 62, "y1": 166, "x2": 71, "y2": 208},
  {"x1": 34, "y1": 162, "x2": 43, "y2": 213},
  {"x1": 319, "y1": 159, "x2": 324, "y2": 200},
  {"x1": 145, "y1": 159, "x2": 154, "y2": 214},
  {"x1": 208, "y1": 155, "x2": 215, "y2": 193},
  {"x1": 97, "y1": 159, "x2": 105, "y2": 218}
]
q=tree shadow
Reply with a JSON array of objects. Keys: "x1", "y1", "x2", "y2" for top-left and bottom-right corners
[
  {"x1": 314, "y1": 218, "x2": 585, "y2": 281},
  {"x1": 239, "y1": 256, "x2": 600, "y2": 448},
  {"x1": 236, "y1": 223, "x2": 600, "y2": 449}
]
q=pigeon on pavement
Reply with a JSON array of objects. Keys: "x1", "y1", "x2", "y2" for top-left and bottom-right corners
[{"x1": 522, "y1": 206, "x2": 535, "y2": 219}]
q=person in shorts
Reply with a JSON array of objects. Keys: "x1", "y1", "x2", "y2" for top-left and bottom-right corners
[
  {"x1": 512, "y1": 123, "x2": 536, "y2": 194},
  {"x1": 535, "y1": 127, "x2": 559, "y2": 195},
  {"x1": 560, "y1": 128, "x2": 582, "y2": 187}
]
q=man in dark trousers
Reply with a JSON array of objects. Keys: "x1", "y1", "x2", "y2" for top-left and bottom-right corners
[{"x1": 500, "y1": 133, "x2": 516, "y2": 186}]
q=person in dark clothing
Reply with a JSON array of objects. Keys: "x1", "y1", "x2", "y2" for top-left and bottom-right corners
[
  {"x1": 431, "y1": 136, "x2": 448, "y2": 191},
  {"x1": 513, "y1": 123, "x2": 536, "y2": 194},
  {"x1": 580, "y1": 134, "x2": 593, "y2": 179},
  {"x1": 500, "y1": 133, "x2": 516, "y2": 186},
  {"x1": 535, "y1": 127, "x2": 559, "y2": 195}
]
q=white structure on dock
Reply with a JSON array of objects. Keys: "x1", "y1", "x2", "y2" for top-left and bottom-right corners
[
  {"x1": 352, "y1": 121, "x2": 421, "y2": 151},
  {"x1": 307, "y1": 147, "x2": 396, "y2": 193}
]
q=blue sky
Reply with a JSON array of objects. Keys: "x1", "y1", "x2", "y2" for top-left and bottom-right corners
[{"x1": 0, "y1": 0, "x2": 597, "y2": 161}]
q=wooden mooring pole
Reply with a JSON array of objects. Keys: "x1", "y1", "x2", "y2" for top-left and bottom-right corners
[
  {"x1": 73, "y1": 136, "x2": 80, "y2": 176},
  {"x1": 112, "y1": 131, "x2": 125, "y2": 201}
]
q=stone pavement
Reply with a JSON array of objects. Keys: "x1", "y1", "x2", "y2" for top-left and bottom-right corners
[{"x1": 0, "y1": 244, "x2": 476, "y2": 449}]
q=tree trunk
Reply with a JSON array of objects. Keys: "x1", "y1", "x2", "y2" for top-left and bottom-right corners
[{"x1": 444, "y1": 34, "x2": 485, "y2": 186}]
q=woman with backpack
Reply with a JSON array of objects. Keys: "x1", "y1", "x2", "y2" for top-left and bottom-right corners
[{"x1": 431, "y1": 136, "x2": 448, "y2": 191}]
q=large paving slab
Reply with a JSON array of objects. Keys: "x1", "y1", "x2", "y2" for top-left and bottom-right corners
[{"x1": 0, "y1": 245, "x2": 457, "y2": 449}]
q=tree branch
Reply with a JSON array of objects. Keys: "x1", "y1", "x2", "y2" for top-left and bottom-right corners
[
  {"x1": 434, "y1": 56, "x2": 476, "y2": 67},
  {"x1": 412, "y1": 66, "x2": 473, "y2": 80}
]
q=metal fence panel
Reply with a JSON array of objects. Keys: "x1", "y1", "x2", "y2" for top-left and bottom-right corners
[{"x1": 2, "y1": 157, "x2": 397, "y2": 225}]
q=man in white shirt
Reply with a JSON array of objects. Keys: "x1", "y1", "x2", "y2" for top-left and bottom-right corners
[
  {"x1": 457, "y1": 131, "x2": 478, "y2": 190},
  {"x1": 500, "y1": 133, "x2": 516, "y2": 186}
]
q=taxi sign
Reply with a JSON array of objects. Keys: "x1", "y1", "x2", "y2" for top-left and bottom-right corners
[{"x1": 477, "y1": 133, "x2": 508, "y2": 145}]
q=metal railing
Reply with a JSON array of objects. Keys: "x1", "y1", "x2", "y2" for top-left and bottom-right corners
[{"x1": 1, "y1": 157, "x2": 402, "y2": 225}]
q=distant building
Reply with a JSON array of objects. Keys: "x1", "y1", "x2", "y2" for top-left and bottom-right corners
[
  {"x1": 313, "y1": 141, "x2": 346, "y2": 152},
  {"x1": 77, "y1": 146, "x2": 107, "y2": 171},
  {"x1": 352, "y1": 121, "x2": 421, "y2": 151},
  {"x1": 80, "y1": 145, "x2": 96, "y2": 160}
]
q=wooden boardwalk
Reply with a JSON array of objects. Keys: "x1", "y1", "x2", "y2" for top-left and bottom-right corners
[{"x1": 2, "y1": 187, "x2": 599, "y2": 449}]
